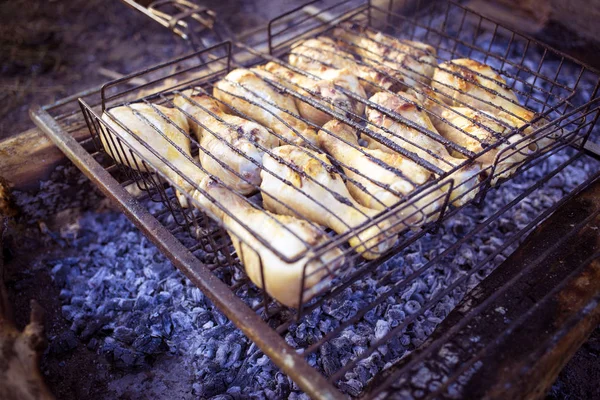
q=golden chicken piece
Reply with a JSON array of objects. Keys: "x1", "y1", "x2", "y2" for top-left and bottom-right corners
[
  {"x1": 101, "y1": 103, "x2": 202, "y2": 208},
  {"x1": 261, "y1": 62, "x2": 366, "y2": 126},
  {"x1": 408, "y1": 86, "x2": 451, "y2": 133},
  {"x1": 192, "y1": 176, "x2": 345, "y2": 308},
  {"x1": 213, "y1": 68, "x2": 318, "y2": 147},
  {"x1": 435, "y1": 107, "x2": 539, "y2": 182},
  {"x1": 431, "y1": 59, "x2": 546, "y2": 128},
  {"x1": 333, "y1": 22, "x2": 437, "y2": 91},
  {"x1": 261, "y1": 145, "x2": 396, "y2": 259},
  {"x1": 317, "y1": 120, "x2": 446, "y2": 227},
  {"x1": 364, "y1": 92, "x2": 481, "y2": 206},
  {"x1": 411, "y1": 82, "x2": 555, "y2": 178},
  {"x1": 173, "y1": 91, "x2": 278, "y2": 194},
  {"x1": 288, "y1": 36, "x2": 397, "y2": 95}
]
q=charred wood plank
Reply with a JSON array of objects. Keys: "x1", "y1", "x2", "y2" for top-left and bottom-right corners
[{"x1": 0, "y1": 126, "x2": 91, "y2": 191}]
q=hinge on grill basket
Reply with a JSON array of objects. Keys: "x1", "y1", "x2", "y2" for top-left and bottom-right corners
[{"x1": 120, "y1": 0, "x2": 229, "y2": 51}]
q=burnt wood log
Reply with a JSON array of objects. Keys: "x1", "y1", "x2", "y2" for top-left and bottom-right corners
[
  {"x1": 364, "y1": 174, "x2": 600, "y2": 399},
  {"x1": 0, "y1": 202, "x2": 54, "y2": 400}
]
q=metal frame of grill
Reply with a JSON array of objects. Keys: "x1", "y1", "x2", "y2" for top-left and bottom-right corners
[{"x1": 29, "y1": 0, "x2": 600, "y2": 398}]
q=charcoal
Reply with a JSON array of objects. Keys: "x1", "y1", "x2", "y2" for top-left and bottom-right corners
[
  {"x1": 101, "y1": 337, "x2": 117, "y2": 354},
  {"x1": 264, "y1": 388, "x2": 278, "y2": 400},
  {"x1": 132, "y1": 335, "x2": 166, "y2": 355},
  {"x1": 202, "y1": 321, "x2": 215, "y2": 329},
  {"x1": 363, "y1": 308, "x2": 379, "y2": 325},
  {"x1": 353, "y1": 323, "x2": 373, "y2": 346},
  {"x1": 138, "y1": 280, "x2": 158, "y2": 296},
  {"x1": 87, "y1": 337, "x2": 98, "y2": 351},
  {"x1": 194, "y1": 311, "x2": 212, "y2": 327},
  {"x1": 256, "y1": 355, "x2": 270, "y2": 367},
  {"x1": 227, "y1": 343, "x2": 243, "y2": 367},
  {"x1": 215, "y1": 343, "x2": 230, "y2": 366},
  {"x1": 114, "y1": 326, "x2": 136, "y2": 344},
  {"x1": 61, "y1": 305, "x2": 78, "y2": 321},
  {"x1": 338, "y1": 378, "x2": 363, "y2": 397},
  {"x1": 161, "y1": 313, "x2": 173, "y2": 336},
  {"x1": 374, "y1": 320, "x2": 390, "y2": 341},
  {"x1": 294, "y1": 323, "x2": 307, "y2": 340},
  {"x1": 58, "y1": 289, "x2": 72, "y2": 300},
  {"x1": 226, "y1": 386, "x2": 242, "y2": 398},
  {"x1": 115, "y1": 298, "x2": 135, "y2": 311},
  {"x1": 211, "y1": 309, "x2": 229, "y2": 325},
  {"x1": 134, "y1": 294, "x2": 153, "y2": 311},
  {"x1": 209, "y1": 395, "x2": 233, "y2": 400},
  {"x1": 318, "y1": 318, "x2": 332, "y2": 333},
  {"x1": 405, "y1": 300, "x2": 422, "y2": 315},
  {"x1": 320, "y1": 342, "x2": 342, "y2": 376},
  {"x1": 80, "y1": 318, "x2": 107, "y2": 341},
  {"x1": 322, "y1": 299, "x2": 354, "y2": 320},
  {"x1": 49, "y1": 330, "x2": 78, "y2": 354},
  {"x1": 171, "y1": 311, "x2": 192, "y2": 331},
  {"x1": 190, "y1": 287, "x2": 204, "y2": 304},
  {"x1": 288, "y1": 393, "x2": 311, "y2": 400},
  {"x1": 70, "y1": 296, "x2": 85, "y2": 307},
  {"x1": 51, "y1": 263, "x2": 70, "y2": 286},
  {"x1": 113, "y1": 345, "x2": 140, "y2": 368},
  {"x1": 386, "y1": 305, "x2": 406, "y2": 327},
  {"x1": 202, "y1": 372, "x2": 227, "y2": 398},
  {"x1": 155, "y1": 291, "x2": 172, "y2": 305},
  {"x1": 284, "y1": 334, "x2": 298, "y2": 348}
]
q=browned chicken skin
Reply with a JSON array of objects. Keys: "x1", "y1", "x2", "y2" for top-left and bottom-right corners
[
  {"x1": 173, "y1": 91, "x2": 278, "y2": 194},
  {"x1": 260, "y1": 62, "x2": 366, "y2": 126},
  {"x1": 261, "y1": 145, "x2": 397, "y2": 259},
  {"x1": 333, "y1": 22, "x2": 437, "y2": 92},
  {"x1": 101, "y1": 103, "x2": 202, "y2": 208},
  {"x1": 214, "y1": 68, "x2": 319, "y2": 147},
  {"x1": 364, "y1": 92, "x2": 482, "y2": 206},
  {"x1": 317, "y1": 120, "x2": 446, "y2": 227},
  {"x1": 192, "y1": 176, "x2": 345, "y2": 308},
  {"x1": 289, "y1": 36, "x2": 398, "y2": 95}
]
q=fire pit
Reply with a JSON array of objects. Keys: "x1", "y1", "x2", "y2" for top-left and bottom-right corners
[{"x1": 2, "y1": 0, "x2": 600, "y2": 399}]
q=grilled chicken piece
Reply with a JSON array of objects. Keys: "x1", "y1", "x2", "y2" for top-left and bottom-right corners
[
  {"x1": 289, "y1": 37, "x2": 357, "y2": 73},
  {"x1": 435, "y1": 107, "x2": 539, "y2": 182},
  {"x1": 193, "y1": 177, "x2": 344, "y2": 308},
  {"x1": 333, "y1": 22, "x2": 437, "y2": 91},
  {"x1": 261, "y1": 62, "x2": 367, "y2": 126},
  {"x1": 431, "y1": 58, "x2": 558, "y2": 136},
  {"x1": 408, "y1": 86, "x2": 452, "y2": 133},
  {"x1": 173, "y1": 91, "x2": 278, "y2": 194},
  {"x1": 411, "y1": 81, "x2": 552, "y2": 182},
  {"x1": 318, "y1": 120, "x2": 445, "y2": 227},
  {"x1": 213, "y1": 68, "x2": 318, "y2": 147},
  {"x1": 101, "y1": 103, "x2": 202, "y2": 208},
  {"x1": 288, "y1": 36, "x2": 397, "y2": 95},
  {"x1": 261, "y1": 145, "x2": 396, "y2": 259},
  {"x1": 364, "y1": 92, "x2": 481, "y2": 206}
]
